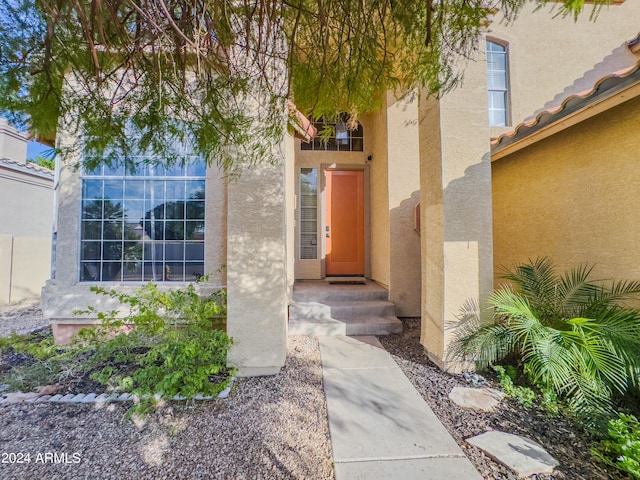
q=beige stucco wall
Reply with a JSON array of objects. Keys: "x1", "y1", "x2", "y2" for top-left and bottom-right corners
[
  {"x1": 0, "y1": 235, "x2": 52, "y2": 303},
  {"x1": 386, "y1": 91, "x2": 421, "y2": 316},
  {"x1": 489, "y1": 1, "x2": 640, "y2": 136},
  {"x1": 419, "y1": 51, "x2": 493, "y2": 371},
  {"x1": 492, "y1": 93, "x2": 640, "y2": 285},
  {"x1": 369, "y1": 106, "x2": 390, "y2": 288}
]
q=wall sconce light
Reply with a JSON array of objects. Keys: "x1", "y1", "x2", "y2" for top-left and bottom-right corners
[{"x1": 367, "y1": 155, "x2": 372, "y2": 162}]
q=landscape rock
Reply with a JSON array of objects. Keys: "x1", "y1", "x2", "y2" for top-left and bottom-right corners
[
  {"x1": 448, "y1": 386, "x2": 505, "y2": 412},
  {"x1": 35, "y1": 384, "x2": 60, "y2": 396},
  {"x1": 466, "y1": 431, "x2": 559, "y2": 477},
  {"x1": 2, "y1": 392, "x2": 40, "y2": 403}
]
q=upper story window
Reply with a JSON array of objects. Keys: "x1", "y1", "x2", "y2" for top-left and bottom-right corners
[
  {"x1": 487, "y1": 40, "x2": 510, "y2": 127},
  {"x1": 79, "y1": 160, "x2": 206, "y2": 282},
  {"x1": 301, "y1": 115, "x2": 364, "y2": 151}
]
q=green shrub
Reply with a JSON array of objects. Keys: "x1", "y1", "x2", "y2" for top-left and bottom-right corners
[
  {"x1": 455, "y1": 258, "x2": 640, "y2": 417},
  {"x1": 492, "y1": 365, "x2": 536, "y2": 408},
  {"x1": 593, "y1": 413, "x2": 640, "y2": 479},
  {"x1": 76, "y1": 282, "x2": 233, "y2": 407}
]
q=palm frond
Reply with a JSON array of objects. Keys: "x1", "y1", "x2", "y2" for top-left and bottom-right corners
[
  {"x1": 556, "y1": 264, "x2": 598, "y2": 315},
  {"x1": 452, "y1": 323, "x2": 515, "y2": 367}
]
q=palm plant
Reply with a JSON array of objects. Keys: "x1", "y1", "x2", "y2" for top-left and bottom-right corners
[{"x1": 455, "y1": 258, "x2": 640, "y2": 415}]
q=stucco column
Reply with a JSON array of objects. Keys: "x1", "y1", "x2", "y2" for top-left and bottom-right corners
[
  {"x1": 418, "y1": 55, "x2": 494, "y2": 371},
  {"x1": 226, "y1": 154, "x2": 288, "y2": 376}
]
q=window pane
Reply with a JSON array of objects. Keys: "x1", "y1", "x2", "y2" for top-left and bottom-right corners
[
  {"x1": 104, "y1": 163, "x2": 124, "y2": 176},
  {"x1": 166, "y1": 180, "x2": 185, "y2": 200},
  {"x1": 102, "y1": 220, "x2": 123, "y2": 240},
  {"x1": 143, "y1": 262, "x2": 165, "y2": 281},
  {"x1": 80, "y1": 262, "x2": 101, "y2": 281},
  {"x1": 165, "y1": 242, "x2": 185, "y2": 261},
  {"x1": 102, "y1": 241, "x2": 123, "y2": 260},
  {"x1": 144, "y1": 220, "x2": 164, "y2": 240},
  {"x1": 165, "y1": 262, "x2": 185, "y2": 281},
  {"x1": 83, "y1": 180, "x2": 103, "y2": 199},
  {"x1": 82, "y1": 200, "x2": 103, "y2": 220},
  {"x1": 82, "y1": 221, "x2": 102, "y2": 240},
  {"x1": 186, "y1": 180, "x2": 205, "y2": 199},
  {"x1": 122, "y1": 262, "x2": 142, "y2": 281},
  {"x1": 165, "y1": 221, "x2": 184, "y2": 240},
  {"x1": 102, "y1": 262, "x2": 122, "y2": 281},
  {"x1": 185, "y1": 243, "x2": 204, "y2": 261},
  {"x1": 124, "y1": 199, "x2": 145, "y2": 223},
  {"x1": 185, "y1": 221, "x2": 205, "y2": 240},
  {"x1": 145, "y1": 198, "x2": 165, "y2": 220},
  {"x1": 186, "y1": 200, "x2": 205, "y2": 219},
  {"x1": 165, "y1": 201, "x2": 186, "y2": 220},
  {"x1": 186, "y1": 161, "x2": 206, "y2": 177},
  {"x1": 124, "y1": 180, "x2": 144, "y2": 199},
  {"x1": 81, "y1": 241, "x2": 102, "y2": 261},
  {"x1": 103, "y1": 180, "x2": 123, "y2": 200}
]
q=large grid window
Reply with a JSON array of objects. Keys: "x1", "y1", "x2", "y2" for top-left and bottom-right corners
[
  {"x1": 301, "y1": 115, "x2": 364, "y2": 151},
  {"x1": 80, "y1": 161, "x2": 206, "y2": 282},
  {"x1": 299, "y1": 168, "x2": 318, "y2": 259},
  {"x1": 487, "y1": 40, "x2": 510, "y2": 127}
]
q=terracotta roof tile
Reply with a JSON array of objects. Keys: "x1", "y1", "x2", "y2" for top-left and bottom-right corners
[
  {"x1": 491, "y1": 61, "x2": 640, "y2": 151},
  {"x1": 0, "y1": 158, "x2": 54, "y2": 177}
]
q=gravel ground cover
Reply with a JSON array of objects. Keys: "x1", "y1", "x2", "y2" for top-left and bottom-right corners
[
  {"x1": 379, "y1": 318, "x2": 622, "y2": 480},
  {"x1": 0, "y1": 299, "x2": 48, "y2": 337},
  {"x1": 0, "y1": 327, "x2": 334, "y2": 479}
]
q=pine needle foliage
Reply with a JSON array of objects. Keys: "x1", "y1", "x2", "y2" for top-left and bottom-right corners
[
  {"x1": 455, "y1": 258, "x2": 640, "y2": 416},
  {"x1": 0, "y1": 0, "x2": 612, "y2": 171}
]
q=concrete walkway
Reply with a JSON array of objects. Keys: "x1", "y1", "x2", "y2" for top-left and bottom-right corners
[{"x1": 319, "y1": 336, "x2": 482, "y2": 479}]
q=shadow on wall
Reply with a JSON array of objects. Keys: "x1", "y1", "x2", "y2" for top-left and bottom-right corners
[
  {"x1": 389, "y1": 190, "x2": 421, "y2": 316},
  {"x1": 440, "y1": 152, "x2": 494, "y2": 317}
]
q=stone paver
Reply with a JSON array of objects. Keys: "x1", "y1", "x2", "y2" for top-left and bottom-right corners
[
  {"x1": 320, "y1": 336, "x2": 482, "y2": 479},
  {"x1": 448, "y1": 386, "x2": 505, "y2": 412},
  {"x1": 467, "y1": 431, "x2": 559, "y2": 477}
]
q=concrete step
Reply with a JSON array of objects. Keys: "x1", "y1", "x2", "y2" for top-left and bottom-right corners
[
  {"x1": 289, "y1": 301, "x2": 396, "y2": 321},
  {"x1": 292, "y1": 281, "x2": 389, "y2": 302},
  {"x1": 289, "y1": 315, "x2": 401, "y2": 336}
]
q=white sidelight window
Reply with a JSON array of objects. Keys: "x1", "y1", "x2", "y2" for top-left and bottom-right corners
[
  {"x1": 299, "y1": 168, "x2": 318, "y2": 259},
  {"x1": 79, "y1": 160, "x2": 206, "y2": 282},
  {"x1": 487, "y1": 40, "x2": 510, "y2": 127}
]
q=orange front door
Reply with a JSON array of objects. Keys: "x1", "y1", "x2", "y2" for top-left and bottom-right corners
[{"x1": 325, "y1": 170, "x2": 365, "y2": 276}]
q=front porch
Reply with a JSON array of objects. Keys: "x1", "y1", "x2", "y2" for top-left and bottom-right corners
[{"x1": 288, "y1": 279, "x2": 402, "y2": 336}]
